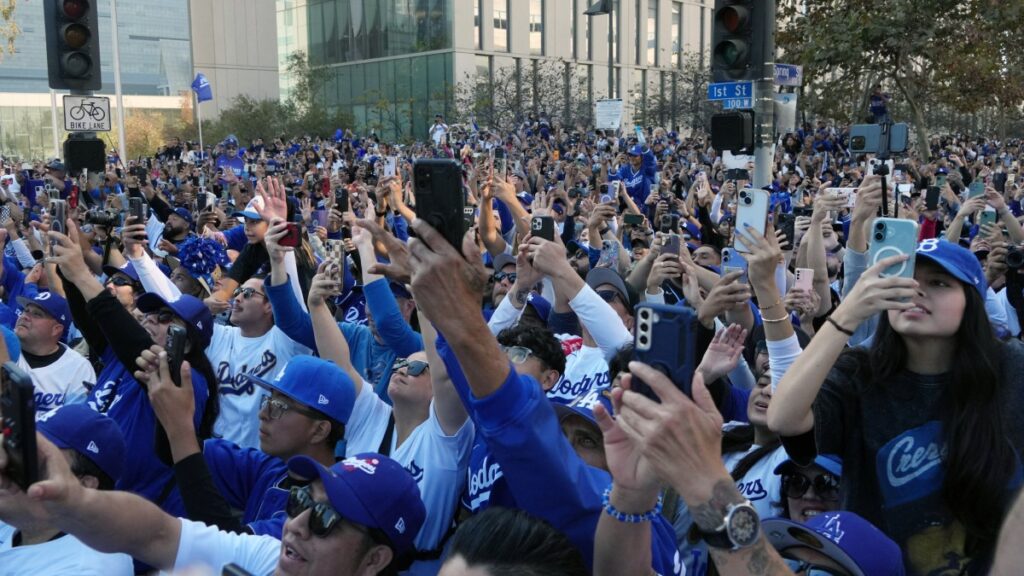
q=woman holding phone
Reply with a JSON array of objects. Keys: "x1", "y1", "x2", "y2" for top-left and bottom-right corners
[{"x1": 766, "y1": 225, "x2": 1024, "y2": 575}]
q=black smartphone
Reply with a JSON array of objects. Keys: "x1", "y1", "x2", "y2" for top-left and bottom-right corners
[
  {"x1": 724, "y1": 168, "x2": 749, "y2": 181},
  {"x1": 129, "y1": 197, "x2": 146, "y2": 223},
  {"x1": 413, "y1": 159, "x2": 465, "y2": 249},
  {"x1": 50, "y1": 199, "x2": 67, "y2": 241},
  {"x1": 196, "y1": 192, "x2": 210, "y2": 212},
  {"x1": 531, "y1": 215, "x2": 555, "y2": 242},
  {"x1": 1, "y1": 362, "x2": 38, "y2": 490},
  {"x1": 793, "y1": 205, "x2": 813, "y2": 217},
  {"x1": 631, "y1": 304, "x2": 698, "y2": 401},
  {"x1": 335, "y1": 188, "x2": 349, "y2": 213},
  {"x1": 776, "y1": 213, "x2": 796, "y2": 249},
  {"x1": 623, "y1": 213, "x2": 645, "y2": 227},
  {"x1": 463, "y1": 206, "x2": 476, "y2": 229},
  {"x1": 925, "y1": 186, "x2": 941, "y2": 211},
  {"x1": 222, "y1": 563, "x2": 255, "y2": 576},
  {"x1": 165, "y1": 325, "x2": 188, "y2": 387},
  {"x1": 659, "y1": 213, "x2": 678, "y2": 234}
]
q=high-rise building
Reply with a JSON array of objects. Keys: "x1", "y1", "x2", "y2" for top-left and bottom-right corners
[{"x1": 292, "y1": 0, "x2": 712, "y2": 140}]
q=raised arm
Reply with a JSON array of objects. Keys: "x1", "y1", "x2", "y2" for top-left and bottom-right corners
[
  {"x1": 419, "y1": 312, "x2": 468, "y2": 436},
  {"x1": 307, "y1": 261, "x2": 363, "y2": 393}
]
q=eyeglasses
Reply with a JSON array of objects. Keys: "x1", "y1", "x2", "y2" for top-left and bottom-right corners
[
  {"x1": 493, "y1": 271, "x2": 517, "y2": 283},
  {"x1": 145, "y1": 310, "x2": 178, "y2": 325},
  {"x1": 782, "y1": 557, "x2": 846, "y2": 576},
  {"x1": 596, "y1": 290, "x2": 623, "y2": 304},
  {"x1": 782, "y1": 472, "x2": 841, "y2": 502},
  {"x1": 500, "y1": 345, "x2": 534, "y2": 364},
  {"x1": 572, "y1": 250, "x2": 588, "y2": 260},
  {"x1": 108, "y1": 276, "x2": 136, "y2": 288},
  {"x1": 392, "y1": 358, "x2": 430, "y2": 376},
  {"x1": 287, "y1": 485, "x2": 343, "y2": 537},
  {"x1": 233, "y1": 287, "x2": 266, "y2": 300},
  {"x1": 259, "y1": 395, "x2": 322, "y2": 420}
]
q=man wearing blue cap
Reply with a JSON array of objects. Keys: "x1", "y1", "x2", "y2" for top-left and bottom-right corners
[
  {"x1": 0, "y1": 404, "x2": 134, "y2": 574},
  {"x1": 608, "y1": 142, "x2": 658, "y2": 207},
  {"x1": 14, "y1": 292, "x2": 95, "y2": 413},
  {"x1": 19, "y1": 437, "x2": 425, "y2": 576}
]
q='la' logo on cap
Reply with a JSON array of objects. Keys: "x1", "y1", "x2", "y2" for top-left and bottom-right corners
[
  {"x1": 395, "y1": 518, "x2": 406, "y2": 534},
  {"x1": 87, "y1": 441, "x2": 99, "y2": 454},
  {"x1": 318, "y1": 394, "x2": 329, "y2": 405}
]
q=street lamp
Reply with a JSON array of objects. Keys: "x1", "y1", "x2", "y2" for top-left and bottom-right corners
[{"x1": 584, "y1": 0, "x2": 614, "y2": 99}]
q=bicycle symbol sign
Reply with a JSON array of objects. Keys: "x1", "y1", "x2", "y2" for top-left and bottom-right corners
[{"x1": 63, "y1": 95, "x2": 111, "y2": 132}]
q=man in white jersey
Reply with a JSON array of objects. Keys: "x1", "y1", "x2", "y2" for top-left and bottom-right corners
[
  {"x1": 307, "y1": 263, "x2": 473, "y2": 573},
  {"x1": 14, "y1": 292, "x2": 95, "y2": 413},
  {"x1": 0, "y1": 404, "x2": 133, "y2": 575},
  {"x1": 12, "y1": 437, "x2": 425, "y2": 576}
]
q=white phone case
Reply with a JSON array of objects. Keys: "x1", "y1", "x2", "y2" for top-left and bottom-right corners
[{"x1": 734, "y1": 188, "x2": 770, "y2": 253}]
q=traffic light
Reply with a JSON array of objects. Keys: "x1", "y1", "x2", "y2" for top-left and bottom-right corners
[
  {"x1": 711, "y1": 0, "x2": 774, "y2": 82},
  {"x1": 43, "y1": 0, "x2": 102, "y2": 91}
]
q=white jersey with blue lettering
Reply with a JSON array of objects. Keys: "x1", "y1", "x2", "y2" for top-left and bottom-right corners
[
  {"x1": 0, "y1": 522, "x2": 134, "y2": 575},
  {"x1": 17, "y1": 344, "x2": 94, "y2": 414},
  {"x1": 207, "y1": 325, "x2": 312, "y2": 449},
  {"x1": 722, "y1": 444, "x2": 789, "y2": 519},
  {"x1": 174, "y1": 518, "x2": 279, "y2": 576}
]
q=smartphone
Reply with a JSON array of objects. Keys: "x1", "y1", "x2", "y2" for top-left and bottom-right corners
[
  {"x1": 129, "y1": 197, "x2": 145, "y2": 224},
  {"x1": 413, "y1": 159, "x2": 465, "y2": 249},
  {"x1": 325, "y1": 239, "x2": 344, "y2": 282},
  {"x1": 968, "y1": 180, "x2": 986, "y2": 199},
  {"x1": 531, "y1": 215, "x2": 555, "y2": 242},
  {"x1": 734, "y1": 188, "x2": 770, "y2": 253},
  {"x1": 462, "y1": 206, "x2": 476, "y2": 229},
  {"x1": 222, "y1": 564, "x2": 255, "y2": 576},
  {"x1": 335, "y1": 188, "x2": 350, "y2": 214},
  {"x1": 280, "y1": 222, "x2": 301, "y2": 248},
  {"x1": 659, "y1": 213, "x2": 678, "y2": 234},
  {"x1": 979, "y1": 208, "x2": 998, "y2": 227},
  {"x1": 794, "y1": 267, "x2": 814, "y2": 292},
  {"x1": 721, "y1": 247, "x2": 749, "y2": 284},
  {"x1": 623, "y1": 213, "x2": 645, "y2": 227},
  {"x1": 925, "y1": 186, "x2": 941, "y2": 210},
  {"x1": 868, "y1": 218, "x2": 919, "y2": 280},
  {"x1": 597, "y1": 240, "x2": 619, "y2": 269},
  {"x1": 662, "y1": 233, "x2": 681, "y2": 256},
  {"x1": 165, "y1": 325, "x2": 188, "y2": 387},
  {"x1": 631, "y1": 304, "x2": 698, "y2": 400},
  {"x1": 384, "y1": 156, "x2": 398, "y2": 178},
  {"x1": 50, "y1": 199, "x2": 67, "y2": 236},
  {"x1": 825, "y1": 187, "x2": 856, "y2": 203},
  {"x1": 936, "y1": 173, "x2": 947, "y2": 188},
  {"x1": 776, "y1": 213, "x2": 796, "y2": 249},
  {"x1": 1, "y1": 362, "x2": 37, "y2": 490}
]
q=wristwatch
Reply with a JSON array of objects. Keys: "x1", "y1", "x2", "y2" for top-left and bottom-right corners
[{"x1": 698, "y1": 500, "x2": 761, "y2": 550}]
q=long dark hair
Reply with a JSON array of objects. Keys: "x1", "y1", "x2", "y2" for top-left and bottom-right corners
[{"x1": 842, "y1": 283, "x2": 1016, "y2": 554}]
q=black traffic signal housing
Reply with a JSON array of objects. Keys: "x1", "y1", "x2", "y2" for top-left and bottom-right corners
[
  {"x1": 43, "y1": 0, "x2": 102, "y2": 91},
  {"x1": 711, "y1": 0, "x2": 774, "y2": 82},
  {"x1": 711, "y1": 111, "x2": 754, "y2": 153}
]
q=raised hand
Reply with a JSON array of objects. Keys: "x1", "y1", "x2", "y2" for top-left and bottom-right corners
[{"x1": 696, "y1": 324, "x2": 748, "y2": 384}]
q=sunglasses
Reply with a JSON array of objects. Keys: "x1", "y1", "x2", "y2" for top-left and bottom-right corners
[
  {"x1": 500, "y1": 345, "x2": 534, "y2": 364},
  {"x1": 108, "y1": 276, "x2": 137, "y2": 288},
  {"x1": 260, "y1": 395, "x2": 322, "y2": 420},
  {"x1": 493, "y1": 271, "x2": 517, "y2": 283},
  {"x1": 287, "y1": 485, "x2": 342, "y2": 537},
  {"x1": 233, "y1": 287, "x2": 266, "y2": 300},
  {"x1": 782, "y1": 472, "x2": 841, "y2": 501},
  {"x1": 596, "y1": 290, "x2": 622, "y2": 304},
  {"x1": 392, "y1": 358, "x2": 430, "y2": 377},
  {"x1": 145, "y1": 310, "x2": 178, "y2": 325},
  {"x1": 782, "y1": 557, "x2": 845, "y2": 576}
]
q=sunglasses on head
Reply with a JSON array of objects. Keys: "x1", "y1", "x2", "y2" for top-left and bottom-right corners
[
  {"x1": 596, "y1": 290, "x2": 622, "y2": 304},
  {"x1": 500, "y1": 345, "x2": 534, "y2": 364},
  {"x1": 233, "y1": 287, "x2": 265, "y2": 300},
  {"x1": 783, "y1": 472, "x2": 841, "y2": 501},
  {"x1": 108, "y1": 276, "x2": 136, "y2": 288},
  {"x1": 392, "y1": 358, "x2": 430, "y2": 376},
  {"x1": 781, "y1": 557, "x2": 846, "y2": 576},
  {"x1": 493, "y1": 271, "x2": 517, "y2": 283}
]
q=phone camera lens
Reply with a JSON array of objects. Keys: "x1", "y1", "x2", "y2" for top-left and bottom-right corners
[
  {"x1": 875, "y1": 222, "x2": 885, "y2": 230},
  {"x1": 639, "y1": 335, "x2": 649, "y2": 346},
  {"x1": 874, "y1": 232, "x2": 885, "y2": 241},
  {"x1": 639, "y1": 309, "x2": 651, "y2": 320},
  {"x1": 744, "y1": 197, "x2": 752, "y2": 205}
]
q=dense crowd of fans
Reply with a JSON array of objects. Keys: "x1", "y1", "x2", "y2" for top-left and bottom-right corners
[{"x1": 0, "y1": 114, "x2": 1023, "y2": 576}]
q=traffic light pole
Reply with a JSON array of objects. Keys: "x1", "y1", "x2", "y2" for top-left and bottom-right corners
[{"x1": 751, "y1": 0, "x2": 776, "y2": 190}]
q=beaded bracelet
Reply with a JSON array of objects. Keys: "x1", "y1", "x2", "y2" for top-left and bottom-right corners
[{"x1": 602, "y1": 485, "x2": 664, "y2": 524}]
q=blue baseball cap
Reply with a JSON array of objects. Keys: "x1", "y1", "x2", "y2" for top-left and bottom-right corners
[
  {"x1": 628, "y1": 144, "x2": 645, "y2": 156},
  {"x1": 525, "y1": 293, "x2": 551, "y2": 322},
  {"x1": 773, "y1": 453, "x2": 843, "y2": 478},
  {"x1": 170, "y1": 207, "x2": 193, "y2": 227},
  {"x1": 135, "y1": 293, "x2": 214, "y2": 349},
  {"x1": 389, "y1": 281, "x2": 413, "y2": 301},
  {"x1": 240, "y1": 355, "x2": 355, "y2": 424},
  {"x1": 231, "y1": 196, "x2": 265, "y2": 221},
  {"x1": 915, "y1": 239, "x2": 987, "y2": 297},
  {"x1": 102, "y1": 261, "x2": 140, "y2": 283},
  {"x1": 287, "y1": 453, "x2": 426, "y2": 555},
  {"x1": 17, "y1": 292, "x2": 71, "y2": 338},
  {"x1": 37, "y1": 404, "x2": 126, "y2": 482},
  {"x1": 764, "y1": 511, "x2": 905, "y2": 576},
  {"x1": 554, "y1": 386, "x2": 614, "y2": 420}
]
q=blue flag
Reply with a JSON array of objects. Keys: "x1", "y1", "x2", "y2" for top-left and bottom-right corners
[{"x1": 191, "y1": 73, "x2": 213, "y2": 103}]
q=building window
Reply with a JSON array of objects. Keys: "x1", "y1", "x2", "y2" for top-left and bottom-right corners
[
  {"x1": 474, "y1": 0, "x2": 482, "y2": 50},
  {"x1": 530, "y1": 0, "x2": 544, "y2": 56},
  {"x1": 475, "y1": 54, "x2": 491, "y2": 80},
  {"x1": 583, "y1": 2, "x2": 591, "y2": 60},
  {"x1": 647, "y1": 1, "x2": 657, "y2": 66},
  {"x1": 672, "y1": 2, "x2": 682, "y2": 68},
  {"x1": 570, "y1": 0, "x2": 577, "y2": 59},
  {"x1": 611, "y1": 0, "x2": 619, "y2": 64},
  {"x1": 635, "y1": 0, "x2": 642, "y2": 65},
  {"x1": 699, "y1": 7, "x2": 706, "y2": 67},
  {"x1": 494, "y1": 0, "x2": 509, "y2": 52}
]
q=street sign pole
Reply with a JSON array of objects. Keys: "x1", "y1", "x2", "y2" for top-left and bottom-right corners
[{"x1": 752, "y1": 0, "x2": 776, "y2": 189}]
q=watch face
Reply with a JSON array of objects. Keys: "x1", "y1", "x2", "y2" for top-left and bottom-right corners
[{"x1": 728, "y1": 505, "x2": 761, "y2": 548}]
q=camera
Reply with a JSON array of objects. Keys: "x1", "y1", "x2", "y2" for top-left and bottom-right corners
[
  {"x1": 740, "y1": 190, "x2": 753, "y2": 205},
  {"x1": 84, "y1": 210, "x2": 119, "y2": 228},
  {"x1": 1007, "y1": 246, "x2": 1024, "y2": 270}
]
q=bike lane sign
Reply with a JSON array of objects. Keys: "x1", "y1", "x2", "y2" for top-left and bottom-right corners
[{"x1": 63, "y1": 95, "x2": 111, "y2": 132}]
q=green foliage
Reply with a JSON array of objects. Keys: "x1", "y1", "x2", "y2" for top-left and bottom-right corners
[
  {"x1": 0, "y1": 0, "x2": 19, "y2": 61},
  {"x1": 777, "y1": 0, "x2": 1024, "y2": 152},
  {"x1": 631, "y1": 52, "x2": 714, "y2": 131}
]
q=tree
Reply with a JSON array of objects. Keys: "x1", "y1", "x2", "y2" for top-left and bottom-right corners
[
  {"x1": 453, "y1": 58, "x2": 592, "y2": 133},
  {"x1": 631, "y1": 52, "x2": 713, "y2": 132},
  {"x1": 777, "y1": 0, "x2": 1024, "y2": 156},
  {"x1": 0, "y1": 0, "x2": 18, "y2": 62}
]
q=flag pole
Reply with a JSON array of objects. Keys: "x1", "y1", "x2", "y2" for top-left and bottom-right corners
[{"x1": 196, "y1": 90, "x2": 204, "y2": 161}]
